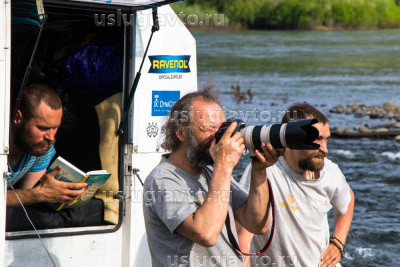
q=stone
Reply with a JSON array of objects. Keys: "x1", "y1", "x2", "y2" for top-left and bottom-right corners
[
  {"x1": 354, "y1": 111, "x2": 366, "y2": 118},
  {"x1": 345, "y1": 107, "x2": 353, "y2": 114},
  {"x1": 331, "y1": 104, "x2": 344, "y2": 113},
  {"x1": 383, "y1": 121, "x2": 397, "y2": 129},
  {"x1": 370, "y1": 113, "x2": 379, "y2": 119},
  {"x1": 375, "y1": 128, "x2": 389, "y2": 133},
  {"x1": 358, "y1": 126, "x2": 369, "y2": 133},
  {"x1": 332, "y1": 127, "x2": 345, "y2": 133},
  {"x1": 387, "y1": 111, "x2": 395, "y2": 119},
  {"x1": 370, "y1": 111, "x2": 385, "y2": 119},
  {"x1": 350, "y1": 103, "x2": 360, "y2": 112},
  {"x1": 395, "y1": 135, "x2": 400, "y2": 141},
  {"x1": 270, "y1": 102, "x2": 278, "y2": 106},
  {"x1": 344, "y1": 128, "x2": 354, "y2": 134},
  {"x1": 382, "y1": 102, "x2": 397, "y2": 110}
]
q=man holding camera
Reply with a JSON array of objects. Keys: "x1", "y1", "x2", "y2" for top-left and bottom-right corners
[
  {"x1": 238, "y1": 103, "x2": 354, "y2": 267},
  {"x1": 143, "y1": 90, "x2": 283, "y2": 266}
]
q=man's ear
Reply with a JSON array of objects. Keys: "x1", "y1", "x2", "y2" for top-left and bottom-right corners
[
  {"x1": 176, "y1": 126, "x2": 186, "y2": 142},
  {"x1": 14, "y1": 110, "x2": 24, "y2": 126}
]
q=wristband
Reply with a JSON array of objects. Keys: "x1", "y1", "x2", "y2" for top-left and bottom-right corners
[
  {"x1": 331, "y1": 235, "x2": 345, "y2": 247},
  {"x1": 329, "y1": 236, "x2": 345, "y2": 259}
]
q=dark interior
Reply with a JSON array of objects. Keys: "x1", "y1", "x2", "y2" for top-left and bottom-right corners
[
  {"x1": 11, "y1": 1, "x2": 125, "y2": 171},
  {"x1": 8, "y1": 0, "x2": 125, "y2": 231}
]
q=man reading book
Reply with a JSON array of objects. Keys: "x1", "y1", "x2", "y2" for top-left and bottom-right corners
[
  {"x1": 7, "y1": 84, "x2": 87, "y2": 206},
  {"x1": 6, "y1": 84, "x2": 102, "y2": 231}
]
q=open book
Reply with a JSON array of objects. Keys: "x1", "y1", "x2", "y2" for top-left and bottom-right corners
[{"x1": 48, "y1": 156, "x2": 111, "y2": 211}]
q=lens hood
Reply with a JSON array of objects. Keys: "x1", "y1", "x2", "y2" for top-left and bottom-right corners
[{"x1": 285, "y1": 119, "x2": 320, "y2": 150}]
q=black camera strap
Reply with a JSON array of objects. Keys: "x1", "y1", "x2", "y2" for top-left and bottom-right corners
[
  {"x1": 225, "y1": 178, "x2": 276, "y2": 256},
  {"x1": 203, "y1": 167, "x2": 275, "y2": 257}
]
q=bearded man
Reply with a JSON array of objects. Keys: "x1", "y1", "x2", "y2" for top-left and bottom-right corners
[
  {"x1": 143, "y1": 90, "x2": 283, "y2": 267},
  {"x1": 238, "y1": 103, "x2": 355, "y2": 267},
  {"x1": 7, "y1": 84, "x2": 86, "y2": 207}
]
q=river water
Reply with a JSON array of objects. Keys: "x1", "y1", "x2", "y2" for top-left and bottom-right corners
[{"x1": 193, "y1": 29, "x2": 400, "y2": 266}]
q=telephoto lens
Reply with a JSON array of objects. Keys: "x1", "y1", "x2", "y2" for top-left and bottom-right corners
[{"x1": 215, "y1": 119, "x2": 320, "y2": 157}]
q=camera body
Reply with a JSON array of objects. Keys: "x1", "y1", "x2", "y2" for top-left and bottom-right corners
[
  {"x1": 214, "y1": 119, "x2": 246, "y2": 141},
  {"x1": 215, "y1": 118, "x2": 320, "y2": 156}
]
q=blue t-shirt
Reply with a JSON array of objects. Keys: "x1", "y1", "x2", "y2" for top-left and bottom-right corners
[{"x1": 7, "y1": 145, "x2": 56, "y2": 187}]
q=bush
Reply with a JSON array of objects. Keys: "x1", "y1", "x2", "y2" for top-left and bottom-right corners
[
  {"x1": 331, "y1": 0, "x2": 400, "y2": 28},
  {"x1": 177, "y1": 0, "x2": 400, "y2": 30},
  {"x1": 171, "y1": 2, "x2": 228, "y2": 27}
]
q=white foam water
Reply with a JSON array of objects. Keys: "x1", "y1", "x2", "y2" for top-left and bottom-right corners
[
  {"x1": 331, "y1": 149, "x2": 355, "y2": 158},
  {"x1": 382, "y1": 151, "x2": 400, "y2": 161},
  {"x1": 354, "y1": 247, "x2": 374, "y2": 258}
]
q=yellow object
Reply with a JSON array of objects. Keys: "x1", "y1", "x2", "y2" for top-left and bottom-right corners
[
  {"x1": 94, "y1": 92, "x2": 122, "y2": 225},
  {"x1": 56, "y1": 175, "x2": 90, "y2": 211}
]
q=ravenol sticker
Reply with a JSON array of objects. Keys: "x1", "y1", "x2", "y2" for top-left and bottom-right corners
[
  {"x1": 152, "y1": 91, "x2": 180, "y2": 116},
  {"x1": 148, "y1": 55, "x2": 191, "y2": 73}
]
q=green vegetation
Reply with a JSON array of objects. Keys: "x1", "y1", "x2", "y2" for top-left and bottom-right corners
[
  {"x1": 171, "y1": 2, "x2": 228, "y2": 27},
  {"x1": 172, "y1": 0, "x2": 400, "y2": 29}
]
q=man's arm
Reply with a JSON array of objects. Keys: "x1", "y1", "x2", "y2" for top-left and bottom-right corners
[
  {"x1": 234, "y1": 144, "x2": 282, "y2": 234},
  {"x1": 18, "y1": 169, "x2": 46, "y2": 189},
  {"x1": 321, "y1": 187, "x2": 355, "y2": 267},
  {"x1": 236, "y1": 221, "x2": 253, "y2": 267},
  {"x1": 176, "y1": 165, "x2": 235, "y2": 247},
  {"x1": 7, "y1": 166, "x2": 87, "y2": 207},
  {"x1": 175, "y1": 123, "x2": 245, "y2": 247}
]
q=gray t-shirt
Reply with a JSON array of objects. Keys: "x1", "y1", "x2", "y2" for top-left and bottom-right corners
[
  {"x1": 240, "y1": 157, "x2": 351, "y2": 267},
  {"x1": 143, "y1": 155, "x2": 248, "y2": 267}
]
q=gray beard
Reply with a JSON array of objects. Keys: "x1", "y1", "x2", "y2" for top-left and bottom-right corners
[{"x1": 186, "y1": 129, "x2": 214, "y2": 171}]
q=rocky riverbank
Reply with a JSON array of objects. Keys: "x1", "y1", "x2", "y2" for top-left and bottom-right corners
[
  {"x1": 330, "y1": 102, "x2": 400, "y2": 120},
  {"x1": 330, "y1": 102, "x2": 400, "y2": 140}
]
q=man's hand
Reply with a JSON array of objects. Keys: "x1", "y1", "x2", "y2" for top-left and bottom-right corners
[
  {"x1": 34, "y1": 166, "x2": 87, "y2": 204},
  {"x1": 251, "y1": 143, "x2": 283, "y2": 172},
  {"x1": 209, "y1": 122, "x2": 245, "y2": 171},
  {"x1": 321, "y1": 243, "x2": 343, "y2": 267}
]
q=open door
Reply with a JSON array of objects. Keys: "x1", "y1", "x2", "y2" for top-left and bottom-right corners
[{"x1": 0, "y1": 0, "x2": 11, "y2": 265}]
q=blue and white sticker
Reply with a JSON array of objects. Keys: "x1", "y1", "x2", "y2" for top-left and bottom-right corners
[{"x1": 152, "y1": 91, "x2": 180, "y2": 116}]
